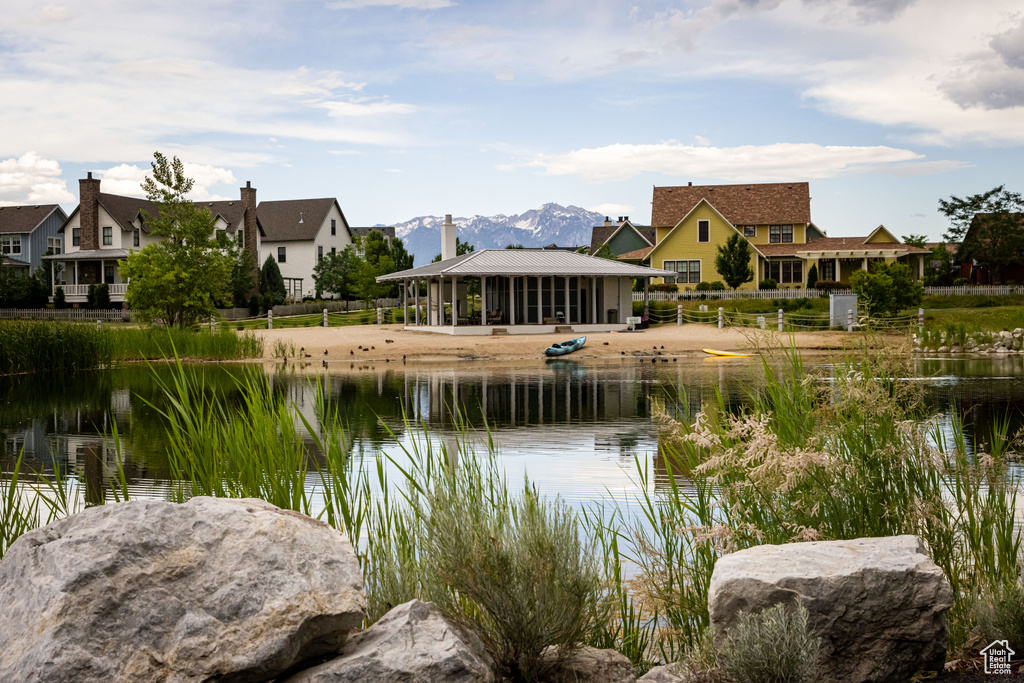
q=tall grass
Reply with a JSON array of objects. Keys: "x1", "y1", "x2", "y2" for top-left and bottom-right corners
[{"x1": 0, "y1": 321, "x2": 263, "y2": 375}]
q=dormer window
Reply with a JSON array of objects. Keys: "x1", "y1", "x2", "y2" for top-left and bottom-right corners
[
  {"x1": 102, "y1": 226, "x2": 113, "y2": 246},
  {"x1": 698, "y1": 220, "x2": 710, "y2": 243},
  {"x1": 133, "y1": 229, "x2": 140, "y2": 247}
]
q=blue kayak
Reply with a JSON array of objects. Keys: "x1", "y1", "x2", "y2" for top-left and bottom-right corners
[{"x1": 545, "y1": 336, "x2": 586, "y2": 357}]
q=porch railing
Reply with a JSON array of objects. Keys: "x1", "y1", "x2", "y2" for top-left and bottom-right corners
[{"x1": 54, "y1": 284, "x2": 129, "y2": 297}]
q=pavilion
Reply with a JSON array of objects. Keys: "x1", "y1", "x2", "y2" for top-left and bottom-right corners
[{"x1": 376, "y1": 246, "x2": 675, "y2": 335}]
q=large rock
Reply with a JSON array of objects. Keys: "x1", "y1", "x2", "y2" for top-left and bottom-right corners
[
  {"x1": 637, "y1": 663, "x2": 685, "y2": 682},
  {"x1": 286, "y1": 599, "x2": 494, "y2": 682},
  {"x1": 0, "y1": 497, "x2": 365, "y2": 683},
  {"x1": 539, "y1": 645, "x2": 636, "y2": 683},
  {"x1": 708, "y1": 535, "x2": 952, "y2": 683}
]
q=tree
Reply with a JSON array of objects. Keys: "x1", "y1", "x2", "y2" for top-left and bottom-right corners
[
  {"x1": 214, "y1": 230, "x2": 256, "y2": 308},
  {"x1": 901, "y1": 234, "x2": 928, "y2": 249},
  {"x1": 120, "y1": 153, "x2": 234, "y2": 327},
  {"x1": 924, "y1": 243, "x2": 956, "y2": 286},
  {"x1": 432, "y1": 237, "x2": 474, "y2": 263},
  {"x1": 505, "y1": 243, "x2": 524, "y2": 249},
  {"x1": 849, "y1": 262, "x2": 922, "y2": 318},
  {"x1": 259, "y1": 254, "x2": 287, "y2": 310},
  {"x1": 939, "y1": 186, "x2": 1024, "y2": 284},
  {"x1": 359, "y1": 231, "x2": 413, "y2": 298},
  {"x1": 313, "y1": 247, "x2": 360, "y2": 308},
  {"x1": 806, "y1": 263, "x2": 818, "y2": 290},
  {"x1": 714, "y1": 233, "x2": 754, "y2": 290},
  {"x1": 591, "y1": 243, "x2": 616, "y2": 260},
  {"x1": 53, "y1": 285, "x2": 67, "y2": 309}
]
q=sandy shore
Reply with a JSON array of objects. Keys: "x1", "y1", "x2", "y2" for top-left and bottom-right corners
[{"x1": 251, "y1": 324, "x2": 894, "y2": 365}]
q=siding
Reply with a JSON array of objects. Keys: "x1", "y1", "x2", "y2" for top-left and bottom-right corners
[
  {"x1": 607, "y1": 227, "x2": 650, "y2": 256},
  {"x1": 27, "y1": 208, "x2": 68, "y2": 274},
  {"x1": 651, "y1": 203, "x2": 760, "y2": 290}
]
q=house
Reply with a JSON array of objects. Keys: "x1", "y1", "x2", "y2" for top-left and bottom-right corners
[
  {"x1": 45, "y1": 174, "x2": 262, "y2": 305},
  {"x1": 590, "y1": 216, "x2": 656, "y2": 258},
  {"x1": 258, "y1": 199, "x2": 356, "y2": 300},
  {"x1": 0, "y1": 204, "x2": 68, "y2": 275},
  {"x1": 376, "y1": 215, "x2": 674, "y2": 334},
  {"x1": 955, "y1": 213, "x2": 1024, "y2": 284},
  {"x1": 639, "y1": 182, "x2": 929, "y2": 288}
]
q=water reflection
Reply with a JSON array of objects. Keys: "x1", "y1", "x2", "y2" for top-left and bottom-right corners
[{"x1": 1, "y1": 355, "x2": 1022, "y2": 507}]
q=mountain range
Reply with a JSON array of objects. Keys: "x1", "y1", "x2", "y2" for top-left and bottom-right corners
[{"x1": 380, "y1": 203, "x2": 609, "y2": 265}]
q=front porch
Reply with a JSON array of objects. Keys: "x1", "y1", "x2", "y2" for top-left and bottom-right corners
[{"x1": 43, "y1": 250, "x2": 130, "y2": 304}]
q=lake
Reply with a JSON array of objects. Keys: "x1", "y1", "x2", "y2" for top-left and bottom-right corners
[{"x1": 2, "y1": 354, "x2": 1023, "y2": 510}]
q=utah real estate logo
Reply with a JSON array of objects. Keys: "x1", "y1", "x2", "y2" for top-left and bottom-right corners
[{"x1": 981, "y1": 640, "x2": 1014, "y2": 674}]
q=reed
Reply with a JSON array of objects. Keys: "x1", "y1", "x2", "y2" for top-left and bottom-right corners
[{"x1": 0, "y1": 321, "x2": 262, "y2": 375}]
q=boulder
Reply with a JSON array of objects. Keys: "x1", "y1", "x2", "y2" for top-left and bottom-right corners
[
  {"x1": 708, "y1": 535, "x2": 952, "y2": 683},
  {"x1": 539, "y1": 646, "x2": 636, "y2": 683},
  {"x1": 637, "y1": 663, "x2": 685, "y2": 682},
  {"x1": 285, "y1": 600, "x2": 494, "y2": 682},
  {"x1": 0, "y1": 497, "x2": 365, "y2": 683}
]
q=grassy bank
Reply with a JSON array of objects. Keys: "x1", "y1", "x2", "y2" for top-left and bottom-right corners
[
  {"x1": 2, "y1": 348, "x2": 1021, "y2": 679},
  {"x1": 0, "y1": 321, "x2": 263, "y2": 375}
]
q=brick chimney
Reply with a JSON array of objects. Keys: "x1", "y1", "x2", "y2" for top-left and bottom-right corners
[
  {"x1": 79, "y1": 172, "x2": 101, "y2": 251},
  {"x1": 240, "y1": 180, "x2": 259, "y2": 265}
]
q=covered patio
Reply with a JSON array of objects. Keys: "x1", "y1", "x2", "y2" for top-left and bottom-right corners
[
  {"x1": 43, "y1": 250, "x2": 130, "y2": 305},
  {"x1": 377, "y1": 249, "x2": 674, "y2": 335}
]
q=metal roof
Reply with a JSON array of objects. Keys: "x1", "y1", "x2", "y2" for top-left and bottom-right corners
[{"x1": 377, "y1": 248, "x2": 675, "y2": 281}]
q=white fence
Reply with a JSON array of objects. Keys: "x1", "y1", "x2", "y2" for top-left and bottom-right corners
[
  {"x1": 0, "y1": 308, "x2": 135, "y2": 321},
  {"x1": 634, "y1": 284, "x2": 1024, "y2": 302}
]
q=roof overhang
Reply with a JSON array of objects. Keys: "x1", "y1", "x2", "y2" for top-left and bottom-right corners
[
  {"x1": 43, "y1": 249, "x2": 132, "y2": 260},
  {"x1": 797, "y1": 249, "x2": 913, "y2": 258}
]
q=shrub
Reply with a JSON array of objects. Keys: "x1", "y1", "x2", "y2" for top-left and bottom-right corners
[
  {"x1": 953, "y1": 277, "x2": 969, "y2": 286},
  {"x1": 976, "y1": 578, "x2": 1024, "y2": 653},
  {"x1": 758, "y1": 279, "x2": 778, "y2": 290},
  {"x1": 814, "y1": 280, "x2": 843, "y2": 293},
  {"x1": 710, "y1": 281, "x2": 726, "y2": 291},
  {"x1": 806, "y1": 264, "x2": 818, "y2": 290},
  {"x1": 53, "y1": 286, "x2": 67, "y2": 309},
  {"x1": 695, "y1": 281, "x2": 712, "y2": 292},
  {"x1": 650, "y1": 283, "x2": 678, "y2": 293},
  {"x1": 719, "y1": 603, "x2": 821, "y2": 683}
]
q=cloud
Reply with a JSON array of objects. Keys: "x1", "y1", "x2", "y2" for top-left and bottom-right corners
[
  {"x1": 97, "y1": 162, "x2": 237, "y2": 201},
  {"x1": 991, "y1": 18, "x2": 1024, "y2": 69},
  {"x1": 0, "y1": 152, "x2": 75, "y2": 205},
  {"x1": 508, "y1": 140, "x2": 961, "y2": 183},
  {"x1": 326, "y1": 0, "x2": 453, "y2": 9}
]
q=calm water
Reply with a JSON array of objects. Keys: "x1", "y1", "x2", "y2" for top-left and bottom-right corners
[{"x1": 2, "y1": 355, "x2": 1024, "y2": 508}]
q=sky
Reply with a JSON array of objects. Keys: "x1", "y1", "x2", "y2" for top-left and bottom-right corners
[{"x1": 1, "y1": 0, "x2": 1022, "y2": 241}]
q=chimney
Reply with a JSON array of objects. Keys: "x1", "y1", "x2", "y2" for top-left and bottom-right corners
[
  {"x1": 688, "y1": 181, "x2": 692, "y2": 186},
  {"x1": 79, "y1": 172, "x2": 101, "y2": 251},
  {"x1": 441, "y1": 214, "x2": 457, "y2": 261},
  {"x1": 240, "y1": 181, "x2": 258, "y2": 266},
  {"x1": 603, "y1": 216, "x2": 613, "y2": 226}
]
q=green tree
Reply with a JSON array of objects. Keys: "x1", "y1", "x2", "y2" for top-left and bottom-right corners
[
  {"x1": 120, "y1": 153, "x2": 234, "y2": 327},
  {"x1": 505, "y1": 243, "x2": 524, "y2": 249},
  {"x1": 313, "y1": 246, "x2": 360, "y2": 308},
  {"x1": 358, "y1": 230, "x2": 413, "y2": 298},
  {"x1": 213, "y1": 230, "x2": 256, "y2": 308},
  {"x1": 939, "y1": 186, "x2": 1024, "y2": 284},
  {"x1": 259, "y1": 254, "x2": 287, "y2": 310},
  {"x1": 591, "y1": 243, "x2": 616, "y2": 260},
  {"x1": 849, "y1": 262, "x2": 922, "y2": 318},
  {"x1": 715, "y1": 233, "x2": 754, "y2": 290},
  {"x1": 432, "y1": 237, "x2": 475, "y2": 263},
  {"x1": 806, "y1": 263, "x2": 818, "y2": 289},
  {"x1": 924, "y1": 243, "x2": 956, "y2": 286},
  {"x1": 901, "y1": 234, "x2": 929, "y2": 248},
  {"x1": 53, "y1": 285, "x2": 67, "y2": 309}
]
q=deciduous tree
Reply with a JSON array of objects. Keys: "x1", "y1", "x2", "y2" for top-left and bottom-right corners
[
  {"x1": 939, "y1": 186, "x2": 1024, "y2": 284},
  {"x1": 849, "y1": 262, "x2": 922, "y2": 318}
]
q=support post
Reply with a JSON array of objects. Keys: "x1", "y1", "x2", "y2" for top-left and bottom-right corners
[
  {"x1": 778, "y1": 309, "x2": 783, "y2": 332},
  {"x1": 377, "y1": 307, "x2": 382, "y2": 325},
  {"x1": 847, "y1": 308, "x2": 854, "y2": 332},
  {"x1": 643, "y1": 278, "x2": 649, "y2": 319},
  {"x1": 481, "y1": 275, "x2": 488, "y2": 326},
  {"x1": 268, "y1": 310, "x2": 273, "y2": 329},
  {"x1": 918, "y1": 308, "x2": 924, "y2": 335},
  {"x1": 403, "y1": 281, "x2": 408, "y2": 325},
  {"x1": 564, "y1": 276, "x2": 569, "y2": 323},
  {"x1": 414, "y1": 280, "x2": 420, "y2": 325},
  {"x1": 677, "y1": 304, "x2": 683, "y2": 326},
  {"x1": 718, "y1": 307, "x2": 724, "y2": 330},
  {"x1": 323, "y1": 308, "x2": 328, "y2": 328},
  {"x1": 591, "y1": 277, "x2": 597, "y2": 324},
  {"x1": 510, "y1": 276, "x2": 516, "y2": 326},
  {"x1": 210, "y1": 318, "x2": 215, "y2": 333},
  {"x1": 97, "y1": 319, "x2": 102, "y2": 331}
]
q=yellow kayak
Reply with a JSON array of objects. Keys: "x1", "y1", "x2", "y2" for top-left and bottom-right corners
[{"x1": 703, "y1": 348, "x2": 752, "y2": 357}]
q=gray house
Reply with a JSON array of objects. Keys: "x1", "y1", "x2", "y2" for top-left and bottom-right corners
[{"x1": 0, "y1": 204, "x2": 69, "y2": 275}]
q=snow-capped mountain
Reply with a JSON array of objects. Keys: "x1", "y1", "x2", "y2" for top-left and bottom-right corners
[{"x1": 382, "y1": 203, "x2": 607, "y2": 265}]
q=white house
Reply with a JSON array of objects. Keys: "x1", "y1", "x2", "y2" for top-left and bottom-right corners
[{"x1": 257, "y1": 198, "x2": 354, "y2": 300}]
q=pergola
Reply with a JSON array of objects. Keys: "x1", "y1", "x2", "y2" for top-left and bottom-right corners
[{"x1": 376, "y1": 248, "x2": 675, "y2": 335}]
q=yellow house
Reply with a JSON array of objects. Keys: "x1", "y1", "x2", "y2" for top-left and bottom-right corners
[{"x1": 632, "y1": 182, "x2": 929, "y2": 288}]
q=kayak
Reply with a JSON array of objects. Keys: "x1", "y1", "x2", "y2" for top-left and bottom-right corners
[
  {"x1": 545, "y1": 336, "x2": 586, "y2": 357},
  {"x1": 703, "y1": 348, "x2": 751, "y2": 357}
]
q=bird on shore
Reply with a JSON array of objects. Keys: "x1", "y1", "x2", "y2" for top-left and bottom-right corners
[
  {"x1": 620, "y1": 351, "x2": 625, "y2": 355},
  {"x1": 385, "y1": 339, "x2": 394, "y2": 344},
  {"x1": 403, "y1": 354, "x2": 406, "y2": 363},
  {"x1": 350, "y1": 350, "x2": 354, "y2": 355},
  {"x1": 603, "y1": 342, "x2": 609, "y2": 345},
  {"x1": 300, "y1": 347, "x2": 305, "y2": 354},
  {"x1": 371, "y1": 345, "x2": 376, "y2": 350},
  {"x1": 358, "y1": 345, "x2": 363, "y2": 349},
  {"x1": 323, "y1": 350, "x2": 328, "y2": 355}
]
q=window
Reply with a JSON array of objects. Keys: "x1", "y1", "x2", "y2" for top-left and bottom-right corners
[
  {"x1": 743, "y1": 226, "x2": 756, "y2": 237},
  {"x1": 770, "y1": 225, "x2": 793, "y2": 243},
  {"x1": 768, "y1": 260, "x2": 804, "y2": 284},
  {"x1": 133, "y1": 229, "x2": 140, "y2": 247},
  {"x1": 278, "y1": 246, "x2": 286, "y2": 263},
  {"x1": 2, "y1": 236, "x2": 22, "y2": 255},
  {"x1": 698, "y1": 220, "x2": 710, "y2": 243},
  {"x1": 72, "y1": 228, "x2": 81, "y2": 247},
  {"x1": 236, "y1": 229, "x2": 244, "y2": 248},
  {"x1": 663, "y1": 259, "x2": 701, "y2": 284},
  {"x1": 47, "y1": 236, "x2": 62, "y2": 254},
  {"x1": 102, "y1": 226, "x2": 112, "y2": 246},
  {"x1": 318, "y1": 245, "x2": 324, "y2": 261},
  {"x1": 331, "y1": 247, "x2": 336, "y2": 255},
  {"x1": 821, "y1": 261, "x2": 835, "y2": 281},
  {"x1": 331, "y1": 219, "x2": 336, "y2": 236}
]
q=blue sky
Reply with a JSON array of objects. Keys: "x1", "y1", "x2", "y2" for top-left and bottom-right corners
[{"x1": 1, "y1": 0, "x2": 1022, "y2": 241}]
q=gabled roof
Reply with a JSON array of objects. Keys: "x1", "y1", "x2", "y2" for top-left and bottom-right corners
[
  {"x1": 259, "y1": 198, "x2": 346, "y2": 242},
  {"x1": 649, "y1": 198, "x2": 766, "y2": 261},
  {"x1": 652, "y1": 182, "x2": 811, "y2": 227},
  {"x1": 617, "y1": 246, "x2": 653, "y2": 262},
  {"x1": 377, "y1": 248, "x2": 674, "y2": 281},
  {"x1": 590, "y1": 221, "x2": 655, "y2": 254},
  {"x1": 1, "y1": 255, "x2": 31, "y2": 267},
  {"x1": 0, "y1": 204, "x2": 65, "y2": 234},
  {"x1": 59, "y1": 193, "x2": 260, "y2": 236}
]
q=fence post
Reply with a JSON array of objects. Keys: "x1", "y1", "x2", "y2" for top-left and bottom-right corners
[
  {"x1": 677, "y1": 304, "x2": 682, "y2": 326},
  {"x1": 778, "y1": 309, "x2": 783, "y2": 332},
  {"x1": 718, "y1": 307, "x2": 724, "y2": 330},
  {"x1": 323, "y1": 308, "x2": 328, "y2": 328},
  {"x1": 96, "y1": 319, "x2": 101, "y2": 331},
  {"x1": 847, "y1": 308, "x2": 853, "y2": 332},
  {"x1": 209, "y1": 318, "x2": 215, "y2": 333},
  {"x1": 918, "y1": 308, "x2": 924, "y2": 335},
  {"x1": 377, "y1": 307, "x2": 382, "y2": 325},
  {"x1": 268, "y1": 310, "x2": 273, "y2": 330}
]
